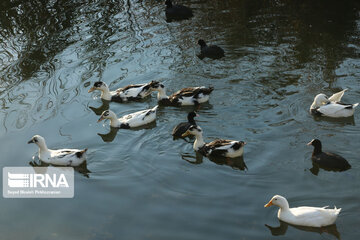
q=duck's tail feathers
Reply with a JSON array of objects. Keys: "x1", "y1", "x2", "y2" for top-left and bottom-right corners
[
  {"x1": 152, "y1": 105, "x2": 159, "y2": 111},
  {"x1": 76, "y1": 148, "x2": 88, "y2": 158},
  {"x1": 334, "y1": 206, "x2": 342, "y2": 214},
  {"x1": 353, "y1": 103, "x2": 359, "y2": 108}
]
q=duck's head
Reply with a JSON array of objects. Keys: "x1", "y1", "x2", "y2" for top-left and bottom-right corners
[
  {"x1": 88, "y1": 81, "x2": 108, "y2": 93},
  {"x1": 264, "y1": 195, "x2": 288, "y2": 209},
  {"x1": 307, "y1": 138, "x2": 322, "y2": 151},
  {"x1": 98, "y1": 110, "x2": 116, "y2": 122},
  {"x1": 312, "y1": 94, "x2": 330, "y2": 108},
  {"x1": 189, "y1": 111, "x2": 199, "y2": 118},
  {"x1": 198, "y1": 39, "x2": 207, "y2": 47},
  {"x1": 28, "y1": 135, "x2": 46, "y2": 147},
  {"x1": 150, "y1": 81, "x2": 165, "y2": 91},
  {"x1": 165, "y1": 0, "x2": 172, "y2": 7},
  {"x1": 182, "y1": 125, "x2": 202, "y2": 137}
]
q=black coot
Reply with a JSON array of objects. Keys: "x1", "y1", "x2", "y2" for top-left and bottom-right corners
[
  {"x1": 197, "y1": 39, "x2": 225, "y2": 60},
  {"x1": 165, "y1": 0, "x2": 193, "y2": 21},
  {"x1": 307, "y1": 139, "x2": 351, "y2": 174}
]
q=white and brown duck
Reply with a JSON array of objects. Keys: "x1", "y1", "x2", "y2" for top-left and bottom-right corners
[{"x1": 88, "y1": 81, "x2": 158, "y2": 102}]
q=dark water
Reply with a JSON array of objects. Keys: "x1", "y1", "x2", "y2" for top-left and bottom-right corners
[{"x1": 0, "y1": 0, "x2": 360, "y2": 239}]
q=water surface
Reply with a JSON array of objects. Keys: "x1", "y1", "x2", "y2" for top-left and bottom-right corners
[{"x1": 0, "y1": 0, "x2": 360, "y2": 239}]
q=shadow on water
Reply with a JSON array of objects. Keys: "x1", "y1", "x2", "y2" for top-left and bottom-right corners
[
  {"x1": 97, "y1": 121, "x2": 157, "y2": 143},
  {"x1": 29, "y1": 159, "x2": 91, "y2": 178},
  {"x1": 311, "y1": 114, "x2": 356, "y2": 126},
  {"x1": 309, "y1": 161, "x2": 351, "y2": 176},
  {"x1": 265, "y1": 220, "x2": 340, "y2": 239},
  {"x1": 89, "y1": 99, "x2": 110, "y2": 116},
  {"x1": 181, "y1": 151, "x2": 248, "y2": 171}
]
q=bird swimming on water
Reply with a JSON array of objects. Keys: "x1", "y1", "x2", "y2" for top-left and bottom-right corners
[
  {"x1": 197, "y1": 39, "x2": 225, "y2": 60},
  {"x1": 165, "y1": 0, "x2": 193, "y2": 21}
]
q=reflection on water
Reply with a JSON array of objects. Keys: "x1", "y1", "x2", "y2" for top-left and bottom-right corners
[
  {"x1": 97, "y1": 121, "x2": 157, "y2": 142},
  {"x1": 89, "y1": 99, "x2": 110, "y2": 116},
  {"x1": 182, "y1": 151, "x2": 248, "y2": 171},
  {"x1": 265, "y1": 220, "x2": 340, "y2": 239},
  {"x1": 29, "y1": 159, "x2": 91, "y2": 178},
  {"x1": 97, "y1": 126, "x2": 119, "y2": 142},
  {"x1": 309, "y1": 161, "x2": 351, "y2": 176}
]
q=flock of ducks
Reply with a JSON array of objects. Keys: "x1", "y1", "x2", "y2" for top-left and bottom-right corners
[{"x1": 26, "y1": 0, "x2": 359, "y2": 231}]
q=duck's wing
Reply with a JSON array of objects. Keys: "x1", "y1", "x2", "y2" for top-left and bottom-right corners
[
  {"x1": 288, "y1": 206, "x2": 340, "y2": 227},
  {"x1": 202, "y1": 139, "x2": 235, "y2": 157},
  {"x1": 121, "y1": 106, "x2": 157, "y2": 127},
  {"x1": 170, "y1": 87, "x2": 199, "y2": 99},
  {"x1": 317, "y1": 102, "x2": 357, "y2": 117},
  {"x1": 116, "y1": 84, "x2": 148, "y2": 98},
  {"x1": 172, "y1": 122, "x2": 191, "y2": 137},
  {"x1": 328, "y1": 89, "x2": 347, "y2": 102},
  {"x1": 50, "y1": 149, "x2": 87, "y2": 166},
  {"x1": 170, "y1": 87, "x2": 213, "y2": 99}
]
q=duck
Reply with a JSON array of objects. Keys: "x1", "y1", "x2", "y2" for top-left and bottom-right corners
[
  {"x1": 88, "y1": 81, "x2": 158, "y2": 102},
  {"x1": 307, "y1": 139, "x2": 351, "y2": 171},
  {"x1": 98, "y1": 106, "x2": 158, "y2": 128},
  {"x1": 27, "y1": 135, "x2": 87, "y2": 166},
  {"x1": 264, "y1": 195, "x2": 341, "y2": 227},
  {"x1": 310, "y1": 89, "x2": 358, "y2": 118},
  {"x1": 172, "y1": 111, "x2": 198, "y2": 140},
  {"x1": 151, "y1": 82, "x2": 214, "y2": 106},
  {"x1": 181, "y1": 125, "x2": 246, "y2": 158},
  {"x1": 197, "y1": 39, "x2": 225, "y2": 60},
  {"x1": 165, "y1": 0, "x2": 193, "y2": 21}
]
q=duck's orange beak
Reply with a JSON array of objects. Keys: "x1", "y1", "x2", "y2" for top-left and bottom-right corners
[
  {"x1": 88, "y1": 87, "x2": 96, "y2": 93},
  {"x1": 264, "y1": 200, "x2": 273, "y2": 208},
  {"x1": 97, "y1": 116, "x2": 105, "y2": 123},
  {"x1": 181, "y1": 130, "x2": 190, "y2": 137}
]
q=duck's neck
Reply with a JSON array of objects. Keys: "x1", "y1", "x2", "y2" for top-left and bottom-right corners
[
  {"x1": 157, "y1": 89, "x2": 168, "y2": 100},
  {"x1": 188, "y1": 116, "x2": 196, "y2": 125},
  {"x1": 310, "y1": 100, "x2": 318, "y2": 110},
  {"x1": 37, "y1": 142, "x2": 49, "y2": 154},
  {"x1": 100, "y1": 87, "x2": 112, "y2": 101},
  {"x1": 193, "y1": 133, "x2": 206, "y2": 151},
  {"x1": 312, "y1": 144, "x2": 322, "y2": 156},
  {"x1": 278, "y1": 202, "x2": 290, "y2": 216},
  {"x1": 109, "y1": 117, "x2": 121, "y2": 128}
]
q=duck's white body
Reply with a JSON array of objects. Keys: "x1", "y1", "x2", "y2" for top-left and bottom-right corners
[
  {"x1": 117, "y1": 86, "x2": 150, "y2": 100},
  {"x1": 150, "y1": 83, "x2": 214, "y2": 106},
  {"x1": 179, "y1": 93, "x2": 210, "y2": 105},
  {"x1": 98, "y1": 106, "x2": 158, "y2": 128},
  {"x1": 89, "y1": 81, "x2": 157, "y2": 102},
  {"x1": 28, "y1": 135, "x2": 87, "y2": 166},
  {"x1": 265, "y1": 195, "x2": 341, "y2": 227},
  {"x1": 182, "y1": 125, "x2": 246, "y2": 158},
  {"x1": 310, "y1": 90, "x2": 358, "y2": 118}
]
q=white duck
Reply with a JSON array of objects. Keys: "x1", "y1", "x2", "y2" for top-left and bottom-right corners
[
  {"x1": 182, "y1": 125, "x2": 246, "y2": 158},
  {"x1": 28, "y1": 135, "x2": 87, "y2": 166},
  {"x1": 264, "y1": 195, "x2": 341, "y2": 227},
  {"x1": 98, "y1": 106, "x2": 158, "y2": 128},
  {"x1": 150, "y1": 82, "x2": 214, "y2": 106},
  {"x1": 88, "y1": 81, "x2": 158, "y2": 102},
  {"x1": 310, "y1": 89, "x2": 358, "y2": 118}
]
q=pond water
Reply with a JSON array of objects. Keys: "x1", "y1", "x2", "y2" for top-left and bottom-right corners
[{"x1": 0, "y1": 0, "x2": 359, "y2": 239}]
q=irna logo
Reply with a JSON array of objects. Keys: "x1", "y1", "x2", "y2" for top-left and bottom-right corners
[
  {"x1": 3, "y1": 167, "x2": 74, "y2": 198},
  {"x1": 8, "y1": 172, "x2": 69, "y2": 188}
]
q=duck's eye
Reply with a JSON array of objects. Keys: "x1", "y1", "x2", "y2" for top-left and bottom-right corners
[
  {"x1": 104, "y1": 111, "x2": 109, "y2": 116},
  {"x1": 274, "y1": 198, "x2": 277, "y2": 201},
  {"x1": 34, "y1": 138, "x2": 38, "y2": 143},
  {"x1": 160, "y1": 84, "x2": 164, "y2": 88}
]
